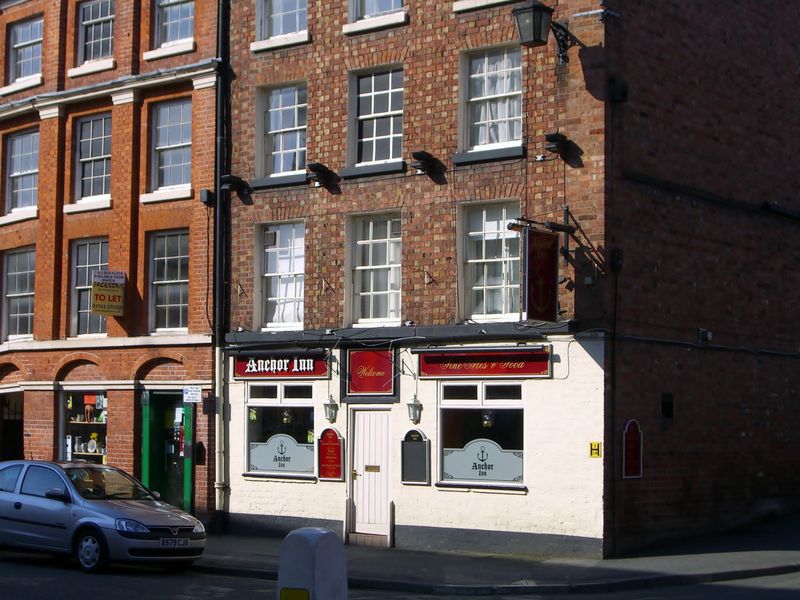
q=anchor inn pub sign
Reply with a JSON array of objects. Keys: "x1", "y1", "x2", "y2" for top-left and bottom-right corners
[{"x1": 234, "y1": 354, "x2": 329, "y2": 379}]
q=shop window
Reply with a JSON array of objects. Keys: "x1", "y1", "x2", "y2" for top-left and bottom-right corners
[
  {"x1": 246, "y1": 384, "x2": 315, "y2": 476},
  {"x1": 440, "y1": 382, "x2": 524, "y2": 485},
  {"x1": 463, "y1": 201, "x2": 520, "y2": 321},
  {"x1": 63, "y1": 392, "x2": 108, "y2": 464}
]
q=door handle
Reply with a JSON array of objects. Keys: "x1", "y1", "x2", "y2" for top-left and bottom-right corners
[
  {"x1": 13, "y1": 502, "x2": 21, "y2": 510},
  {"x1": 352, "y1": 469, "x2": 359, "y2": 479}
]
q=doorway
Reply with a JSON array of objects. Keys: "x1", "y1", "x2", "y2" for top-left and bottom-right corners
[
  {"x1": 141, "y1": 391, "x2": 193, "y2": 510},
  {"x1": 0, "y1": 393, "x2": 23, "y2": 460},
  {"x1": 350, "y1": 409, "x2": 391, "y2": 538}
]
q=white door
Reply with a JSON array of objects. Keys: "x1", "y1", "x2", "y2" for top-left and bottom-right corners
[{"x1": 351, "y1": 409, "x2": 390, "y2": 535}]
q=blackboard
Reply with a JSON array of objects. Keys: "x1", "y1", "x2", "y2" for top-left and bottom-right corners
[{"x1": 401, "y1": 429, "x2": 429, "y2": 485}]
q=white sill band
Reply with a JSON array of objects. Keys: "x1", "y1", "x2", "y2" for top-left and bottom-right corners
[
  {"x1": 67, "y1": 58, "x2": 116, "y2": 78},
  {"x1": 143, "y1": 39, "x2": 196, "y2": 61},
  {"x1": 0, "y1": 74, "x2": 43, "y2": 97},
  {"x1": 342, "y1": 10, "x2": 408, "y2": 35},
  {"x1": 140, "y1": 187, "x2": 193, "y2": 204},
  {"x1": 63, "y1": 196, "x2": 112, "y2": 214},
  {"x1": 0, "y1": 207, "x2": 37, "y2": 226},
  {"x1": 250, "y1": 30, "x2": 310, "y2": 53}
]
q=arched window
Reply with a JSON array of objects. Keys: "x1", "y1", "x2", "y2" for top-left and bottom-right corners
[{"x1": 623, "y1": 419, "x2": 643, "y2": 479}]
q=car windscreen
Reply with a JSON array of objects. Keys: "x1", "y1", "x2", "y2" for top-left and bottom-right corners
[{"x1": 64, "y1": 466, "x2": 155, "y2": 501}]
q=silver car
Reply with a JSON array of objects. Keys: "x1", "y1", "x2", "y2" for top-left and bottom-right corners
[{"x1": 0, "y1": 460, "x2": 206, "y2": 572}]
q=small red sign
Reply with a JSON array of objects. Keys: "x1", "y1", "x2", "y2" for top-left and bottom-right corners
[
  {"x1": 347, "y1": 349, "x2": 395, "y2": 395},
  {"x1": 418, "y1": 349, "x2": 551, "y2": 378},
  {"x1": 234, "y1": 355, "x2": 328, "y2": 379},
  {"x1": 525, "y1": 229, "x2": 559, "y2": 322},
  {"x1": 318, "y1": 428, "x2": 343, "y2": 480}
]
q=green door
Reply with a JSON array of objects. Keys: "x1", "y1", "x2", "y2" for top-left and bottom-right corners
[{"x1": 141, "y1": 391, "x2": 194, "y2": 511}]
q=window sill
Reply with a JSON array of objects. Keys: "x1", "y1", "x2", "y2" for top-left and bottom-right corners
[
  {"x1": 242, "y1": 472, "x2": 317, "y2": 481},
  {"x1": 260, "y1": 323, "x2": 304, "y2": 332},
  {"x1": 435, "y1": 481, "x2": 528, "y2": 492},
  {"x1": 64, "y1": 196, "x2": 112, "y2": 214},
  {"x1": 143, "y1": 39, "x2": 196, "y2": 61},
  {"x1": 68, "y1": 58, "x2": 115, "y2": 78},
  {"x1": 140, "y1": 187, "x2": 193, "y2": 204},
  {"x1": 150, "y1": 328, "x2": 189, "y2": 336},
  {"x1": 453, "y1": 0, "x2": 516, "y2": 13},
  {"x1": 0, "y1": 73, "x2": 43, "y2": 97},
  {"x1": 251, "y1": 173, "x2": 309, "y2": 189},
  {"x1": 351, "y1": 319, "x2": 402, "y2": 328},
  {"x1": 466, "y1": 314, "x2": 521, "y2": 324},
  {"x1": 339, "y1": 160, "x2": 406, "y2": 179},
  {"x1": 251, "y1": 30, "x2": 310, "y2": 53},
  {"x1": 342, "y1": 9, "x2": 408, "y2": 35},
  {"x1": 0, "y1": 207, "x2": 37, "y2": 226},
  {"x1": 452, "y1": 145, "x2": 525, "y2": 166}
]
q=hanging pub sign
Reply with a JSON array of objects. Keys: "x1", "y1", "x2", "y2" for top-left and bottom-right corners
[
  {"x1": 347, "y1": 349, "x2": 395, "y2": 396},
  {"x1": 318, "y1": 428, "x2": 344, "y2": 481},
  {"x1": 234, "y1": 354, "x2": 329, "y2": 379},
  {"x1": 524, "y1": 228, "x2": 560, "y2": 322},
  {"x1": 416, "y1": 348, "x2": 551, "y2": 379},
  {"x1": 91, "y1": 270, "x2": 126, "y2": 317}
]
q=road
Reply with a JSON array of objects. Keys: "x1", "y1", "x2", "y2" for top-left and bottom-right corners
[{"x1": 1, "y1": 549, "x2": 800, "y2": 599}]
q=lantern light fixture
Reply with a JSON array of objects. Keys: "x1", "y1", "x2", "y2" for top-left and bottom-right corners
[
  {"x1": 324, "y1": 395, "x2": 339, "y2": 423},
  {"x1": 407, "y1": 394, "x2": 422, "y2": 424},
  {"x1": 512, "y1": 1, "x2": 578, "y2": 66}
]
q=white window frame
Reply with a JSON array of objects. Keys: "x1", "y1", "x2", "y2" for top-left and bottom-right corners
[
  {"x1": 460, "y1": 45, "x2": 522, "y2": 153},
  {"x1": 149, "y1": 229, "x2": 189, "y2": 333},
  {"x1": 261, "y1": 84, "x2": 307, "y2": 178},
  {"x1": 3, "y1": 247, "x2": 35, "y2": 341},
  {"x1": 77, "y1": 0, "x2": 115, "y2": 65},
  {"x1": 8, "y1": 17, "x2": 43, "y2": 83},
  {"x1": 350, "y1": 67, "x2": 403, "y2": 167},
  {"x1": 257, "y1": 0, "x2": 308, "y2": 41},
  {"x1": 259, "y1": 222, "x2": 305, "y2": 331},
  {"x1": 438, "y1": 380, "x2": 524, "y2": 486},
  {"x1": 343, "y1": 0, "x2": 407, "y2": 35},
  {"x1": 349, "y1": 213, "x2": 402, "y2": 326},
  {"x1": 154, "y1": 0, "x2": 194, "y2": 47},
  {"x1": 461, "y1": 201, "x2": 520, "y2": 322},
  {"x1": 74, "y1": 113, "x2": 112, "y2": 203},
  {"x1": 70, "y1": 237, "x2": 108, "y2": 337},
  {"x1": 5, "y1": 129, "x2": 39, "y2": 214},
  {"x1": 245, "y1": 382, "x2": 316, "y2": 477},
  {"x1": 149, "y1": 98, "x2": 192, "y2": 194}
]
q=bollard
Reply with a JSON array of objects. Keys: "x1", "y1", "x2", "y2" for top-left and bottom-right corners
[{"x1": 276, "y1": 527, "x2": 348, "y2": 600}]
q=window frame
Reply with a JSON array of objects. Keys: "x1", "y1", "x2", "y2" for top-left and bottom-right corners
[
  {"x1": 4, "y1": 128, "x2": 39, "y2": 214},
  {"x1": 259, "y1": 221, "x2": 305, "y2": 330},
  {"x1": 350, "y1": 67, "x2": 404, "y2": 168},
  {"x1": 461, "y1": 201, "x2": 520, "y2": 322},
  {"x1": 150, "y1": 98, "x2": 192, "y2": 193},
  {"x1": 70, "y1": 237, "x2": 109, "y2": 337},
  {"x1": 261, "y1": 84, "x2": 307, "y2": 178},
  {"x1": 258, "y1": 0, "x2": 308, "y2": 40},
  {"x1": 74, "y1": 113, "x2": 112, "y2": 203},
  {"x1": 8, "y1": 16, "x2": 43, "y2": 83},
  {"x1": 3, "y1": 246, "x2": 35, "y2": 341},
  {"x1": 77, "y1": 0, "x2": 115, "y2": 65},
  {"x1": 154, "y1": 0, "x2": 194, "y2": 48},
  {"x1": 349, "y1": 213, "x2": 402, "y2": 326},
  {"x1": 460, "y1": 45, "x2": 523, "y2": 153},
  {"x1": 149, "y1": 229, "x2": 189, "y2": 333}
]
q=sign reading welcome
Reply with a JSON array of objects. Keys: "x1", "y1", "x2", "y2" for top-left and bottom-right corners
[{"x1": 347, "y1": 349, "x2": 395, "y2": 395}]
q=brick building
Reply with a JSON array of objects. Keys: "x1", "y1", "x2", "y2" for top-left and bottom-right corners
[
  {"x1": 229, "y1": 0, "x2": 795, "y2": 557},
  {"x1": 0, "y1": 0, "x2": 218, "y2": 517}
]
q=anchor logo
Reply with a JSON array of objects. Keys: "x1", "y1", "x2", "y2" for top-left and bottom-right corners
[
  {"x1": 277, "y1": 441, "x2": 286, "y2": 455},
  {"x1": 477, "y1": 446, "x2": 489, "y2": 463}
]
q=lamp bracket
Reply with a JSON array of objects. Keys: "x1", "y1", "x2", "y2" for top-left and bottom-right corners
[{"x1": 550, "y1": 21, "x2": 580, "y2": 66}]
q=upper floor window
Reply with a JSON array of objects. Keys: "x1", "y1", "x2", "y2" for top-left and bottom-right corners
[
  {"x1": 263, "y1": 0, "x2": 307, "y2": 38},
  {"x1": 72, "y1": 238, "x2": 108, "y2": 336},
  {"x1": 9, "y1": 17, "x2": 43, "y2": 82},
  {"x1": 466, "y1": 47, "x2": 522, "y2": 151},
  {"x1": 155, "y1": 0, "x2": 194, "y2": 47},
  {"x1": 358, "y1": 0, "x2": 402, "y2": 19},
  {"x1": 464, "y1": 202, "x2": 520, "y2": 320},
  {"x1": 265, "y1": 85, "x2": 306, "y2": 176},
  {"x1": 76, "y1": 114, "x2": 112, "y2": 201},
  {"x1": 5, "y1": 129, "x2": 39, "y2": 213},
  {"x1": 261, "y1": 222, "x2": 304, "y2": 329},
  {"x1": 4, "y1": 247, "x2": 35, "y2": 339},
  {"x1": 355, "y1": 69, "x2": 403, "y2": 165},
  {"x1": 150, "y1": 230, "x2": 188, "y2": 331},
  {"x1": 152, "y1": 99, "x2": 192, "y2": 190},
  {"x1": 79, "y1": 0, "x2": 115, "y2": 64},
  {"x1": 352, "y1": 214, "x2": 401, "y2": 324}
]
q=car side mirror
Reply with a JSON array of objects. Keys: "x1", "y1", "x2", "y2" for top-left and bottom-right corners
[
  {"x1": 151, "y1": 490, "x2": 161, "y2": 500},
  {"x1": 45, "y1": 488, "x2": 71, "y2": 503}
]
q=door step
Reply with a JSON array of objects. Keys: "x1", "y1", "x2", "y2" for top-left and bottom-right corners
[{"x1": 348, "y1": 533, "x2": 389, "y2": 547}]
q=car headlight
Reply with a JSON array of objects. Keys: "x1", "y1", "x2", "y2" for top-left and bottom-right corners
[
  {"x1": 116, "y1": 518, "x2": 149, "y2": 534},
  {"x1": 192, "y1": 520, "x2": 205, "y2": 534}
]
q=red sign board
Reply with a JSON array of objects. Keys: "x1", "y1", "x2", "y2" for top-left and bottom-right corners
[
  {"x1": 525, "y1": 229, "x2": 559, "y2": 322},
  {"x1": 318, "y1": 428, "x2": 343, "y2": 480},
  {"x1": 234, "y1": 355, "x2": 328, "y2": 379},
  {"x1": 347, "y1": 349, "x2": 395, "y2": 395},
  {"x1": 418, "y1": 349, "x2": 551, "y2": 378}
]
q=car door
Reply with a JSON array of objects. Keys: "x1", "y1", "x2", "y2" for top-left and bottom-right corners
[
  {"x1": 0, "y1": 463, "x2": 24, "y2": 539},
  {"x1": 11, "y1": 464, "x2": 73, "y2": 551}
]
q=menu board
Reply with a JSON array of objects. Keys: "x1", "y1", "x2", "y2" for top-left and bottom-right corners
[{"x1": 318, "y1": 428, "x2": 344, "y2": 481}]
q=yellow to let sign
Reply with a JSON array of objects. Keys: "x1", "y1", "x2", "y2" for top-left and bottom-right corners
[
  {"x1": 91, "y1": 271, "x2": 126, "y2": 317},
  {"x1": 589, "y1": 442, "x2": 602, "y2": 458},
  {"x1": 279, "y1": 589, "x2": 310, "y2": 600}
]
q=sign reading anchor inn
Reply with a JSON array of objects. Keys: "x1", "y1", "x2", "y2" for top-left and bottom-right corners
[{"x1": 234, "y1": 354, "x2": 329, "y2": 379}]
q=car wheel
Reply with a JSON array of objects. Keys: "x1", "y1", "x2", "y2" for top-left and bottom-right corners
[{"x1": 74, "y1": 529, "x2": 108, "y2": 573}]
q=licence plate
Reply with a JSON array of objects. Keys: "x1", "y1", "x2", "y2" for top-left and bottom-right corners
[{"x1": 159, "y1": 537, "x2": 189, "y2": 548}]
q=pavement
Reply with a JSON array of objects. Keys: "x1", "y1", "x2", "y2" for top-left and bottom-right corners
[{"x1": 194, "y1": 512, "x2": 800, "y2": 595}]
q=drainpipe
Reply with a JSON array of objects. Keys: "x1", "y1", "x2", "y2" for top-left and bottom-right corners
[{"x1": 213, "y1": 0, "x2": 231, "y2": 529}]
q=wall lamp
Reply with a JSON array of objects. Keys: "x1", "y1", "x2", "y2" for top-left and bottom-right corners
[
  {"x1": 307, "y1": 162, "x2": 341, "y2": 190},
  {"x1": 410, "y1": 151, "x2": 444, "y2": 175},
  {"x1": 407, "y1": 395, "x2": 422, "y2": 424},
  {"x1": 323, "y1": 395, "x2": 339, "y2": 423},
  {"x1": 220, "y1": 174, "x2": 252, "y2": 202},
  {"x1": 513, "y1": 1, "x2": 578, "y2": 66}
]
